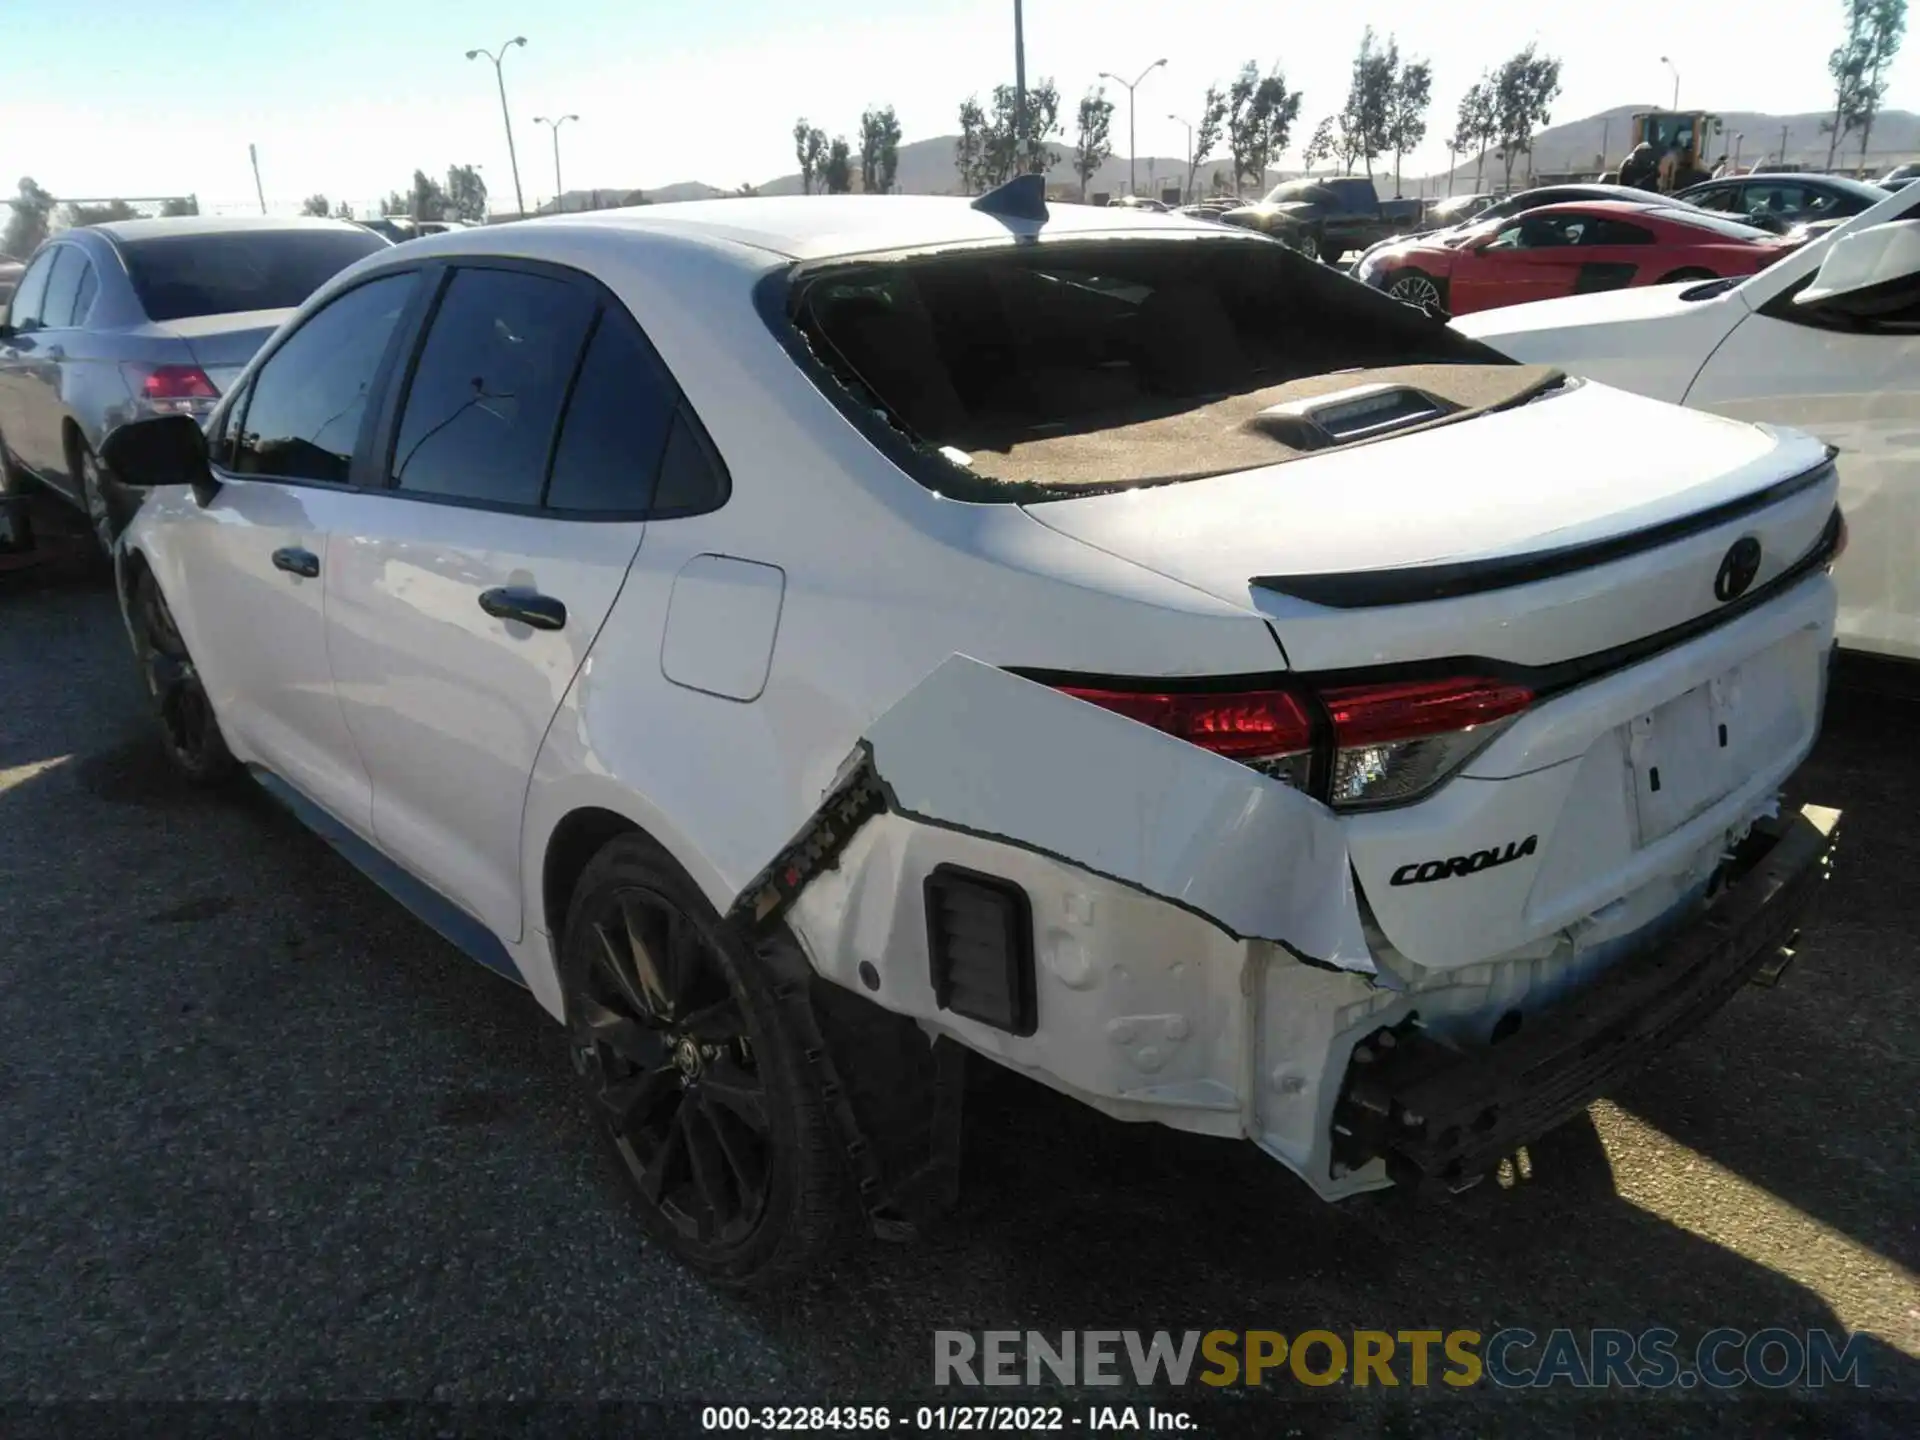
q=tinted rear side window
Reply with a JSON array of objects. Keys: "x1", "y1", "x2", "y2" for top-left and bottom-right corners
[
  {"x1": 1588, "y1": 218, "x2": 1655, "y2": 246},
  {"x1": 389, "y1": 267, "x2": 595, "y2": 507},
  {"x1": 544, "y1": 316, "x2": 677, "y2": 513},
  {"x1": 121, "y1": 229, "x2": 389, "y2": 321},
  {"x1": 650, "y1": 417, "x2": 728, "y2": 514},
  {"x1": 70, "y1": 260, "x2": 99, "y2": 325}
]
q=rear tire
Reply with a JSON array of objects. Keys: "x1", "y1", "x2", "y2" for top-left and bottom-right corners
[
  {"x1": 134, "y1": 568, "x2": 236, "y2": 785},
  {"x1": 561, "y1": 833, "x2": 855, "y2": 1288},
  {"x1": 73, "y1": 440, "x2": 119, "y2": 556}
]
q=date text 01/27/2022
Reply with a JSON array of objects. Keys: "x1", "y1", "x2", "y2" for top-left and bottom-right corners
[{"x1": 700, "y1": 1405, "x2": 1196, "y2": 1431}]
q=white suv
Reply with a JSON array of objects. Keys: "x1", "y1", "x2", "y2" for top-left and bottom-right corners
[{"x1": 101, "y1": 181, "x2": 1842, "y2": 1287}]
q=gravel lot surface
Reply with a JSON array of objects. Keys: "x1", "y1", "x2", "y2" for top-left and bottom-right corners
[{"x1": 2, "y1": 532, "x2": 1915, "y2": 1436}]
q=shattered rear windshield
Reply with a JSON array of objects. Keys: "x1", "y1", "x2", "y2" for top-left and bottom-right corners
[{"x1": 785, "y1": 234, "x2": 1514, "y2": 501}]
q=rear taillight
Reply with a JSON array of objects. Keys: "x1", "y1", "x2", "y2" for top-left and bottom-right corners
[
  {"x1": 1319, "y1": 677, "x2": 1533, "y2": 808},
  {"x1": 1055, "y1": 674, "x2": 1531, "y2": 809},
  {"x1": 125, "y1": 363, "x2": 219, "y2": 418},
  {"x1": 1056, "y1": 686, "x2": 1317, "y2": 789}
]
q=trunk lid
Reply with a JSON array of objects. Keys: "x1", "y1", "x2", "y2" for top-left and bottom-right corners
[
  {"x1": 141, "y1": 308, "x2": 293, "y2": 396},
  {"x1": 1022, "y1": 378, "x2": 1837, "y2": 670}
]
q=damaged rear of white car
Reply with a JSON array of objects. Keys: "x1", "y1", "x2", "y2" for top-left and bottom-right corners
[
  {"x1": 107, "y1": 186, "x2": 1842, "y2": 1288},
  {"x1": 730, "y1": 190, "x2": 1842, "y2": 1235}
]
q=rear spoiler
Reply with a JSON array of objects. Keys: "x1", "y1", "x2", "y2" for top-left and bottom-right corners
[{"x1": 1251, "y1": 454, "x2": 1837, "y2": 610}]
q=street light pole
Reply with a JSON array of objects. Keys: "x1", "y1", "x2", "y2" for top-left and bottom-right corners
[
  {"x1": 1659, "y1": 55, "x2": 1680, "y2": 112},
  {"x1": 535, "y1": 114, "x2": 578, "y2": 213},
  {"x1": 1012, "y1": 0, "x2": 1027, "y2": 157},
  {"x1": 467, "y1": 37, "x2": 529, "y2": 219},
  {"x1": 1168, "y1": 114, "x2": 1193, "y2": 202},
  {"x1": 1097, "y1": 59, "x2": 1167, "y2": 196}
]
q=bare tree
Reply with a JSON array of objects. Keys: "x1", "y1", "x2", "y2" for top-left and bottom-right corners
[
  {"x1": 1187, "y1": 85, "x2": 1227, "y2": 203},
  {"x1": 1341, "y1": 28, "x2": 1397, "y2": 183},
  {"x1": 1491, "y1": 45, "x2": 1562, "y2": 188},
  {"x1": 1074, "y1": 86, "x2": 1115, "y2": 199},
  {"x1": 1299, "y1": 116, "x2": 1336, "y2": 174},
  {"x1": 1827, "y1": 0, "x2": 1908, "y2": 169},
  {"x1": 793, "y1": 119, "x2": 828, "y2": 195},
  {"x1": 1386, "y1": 58, "x2": 1432, "y2": 198},
  {"x1": 1227, "y1": 61, "x2": 1302, "y2": 194},
  {"x1": 984, "y1": 78, "x2": 1062, "y2": 185},
  {"x1": 1452, "y1": 80, "x2": 1497, "y2": 191},
  {"x1": 66, "y1": 199, "x2": 139, "y2": 227},
  {"x1": 445, "y1": 165, "x2": 488, "y2": 222},
  {"x1": 858, "y1": 105, "x2": 903, "y2": 193},
  {"x1": 955, "y1": 95, "x2": 988, "y2": 192},
  {"x1": 410, "y1": 169, "x2": 450, "y2": 221},
  {"x1": 823, "y1": 136, "x2": 853, "y2": 194}
]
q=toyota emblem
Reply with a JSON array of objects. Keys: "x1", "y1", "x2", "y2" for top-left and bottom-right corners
[{"x1": 1714, "y1": 537, "x2": 1763, "y2": 603}]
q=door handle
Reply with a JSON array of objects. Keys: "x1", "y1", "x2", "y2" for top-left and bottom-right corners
[
  {"x1": 271, "y1": 546, "x2": 320, "y2": 578},
  {"x1": 479, "y1": 586, "x2": 567, "y2": 631}
]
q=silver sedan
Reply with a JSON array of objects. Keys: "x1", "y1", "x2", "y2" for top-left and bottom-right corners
[{"x1": 0, "y1": 216, "x2": 389, "y2": 549}]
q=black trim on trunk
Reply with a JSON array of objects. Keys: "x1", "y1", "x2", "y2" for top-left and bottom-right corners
[
  {"x1": 1251, "y1": 458, "x2": 1836, "y2": 609},
  {"x1": 1010, "y1": 501, "x2": 1843, "y2": 730}
]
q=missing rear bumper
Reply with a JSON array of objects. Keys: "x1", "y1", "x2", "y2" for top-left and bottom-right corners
[{"x1": 1329, "y1": 803, "x2": 1840, "y2": 1192}]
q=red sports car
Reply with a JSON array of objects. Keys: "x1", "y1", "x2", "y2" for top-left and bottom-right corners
[{"x1": 1352, "y1": 200, "x2": 1804, "y2": 315}]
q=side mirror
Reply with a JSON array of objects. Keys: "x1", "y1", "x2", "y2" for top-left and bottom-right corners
[
  {"x1": 1795, "y1": 219, "x2": 1920, "y2": 317},
  {"x1": 99, "y1": 414, "x2": 221, "y2": 508}
]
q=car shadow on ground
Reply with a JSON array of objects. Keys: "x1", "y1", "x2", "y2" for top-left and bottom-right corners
[{"x1": 0, "y1": 560, "x2": 1914, "y2": 1434}]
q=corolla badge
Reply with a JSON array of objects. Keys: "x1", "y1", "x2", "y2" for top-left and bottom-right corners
[{"x1": 1714, "y1": 537, "x2": 1763, "y2": 603}]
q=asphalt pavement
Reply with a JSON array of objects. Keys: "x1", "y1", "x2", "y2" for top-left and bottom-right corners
[{"x1": 2, "y1": 531, "x2": 1916, "y2": 1437}]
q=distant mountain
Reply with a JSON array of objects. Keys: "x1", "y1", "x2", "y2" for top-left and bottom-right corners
[
  {"x1": 532, "y1": 136, "x2": 1286, "y2": 216},
  {"x1": 524, "y1": 106, "x2": 1920, "y2": 216}
]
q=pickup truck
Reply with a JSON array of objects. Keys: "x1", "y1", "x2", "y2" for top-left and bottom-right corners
[{"x1": 1218, "y1": 176, "x2": 1426, "y2": 262}]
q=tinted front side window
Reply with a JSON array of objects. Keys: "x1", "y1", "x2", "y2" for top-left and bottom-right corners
[
  {"x1": 390, "y1": 267, "x2": 595, "y2": 507},
  {"x1": 121, "y1": 228, "x2": 389, "y2": 322},
  {"x1": 233, "y1": 273, "x2": 415, "y2": 482},
  {"x1": 544, "y1": 316, "x2": 676, "y2": 513},
  {"x1": 39, "y1": 249, "x2": 85, "y2": 328}
]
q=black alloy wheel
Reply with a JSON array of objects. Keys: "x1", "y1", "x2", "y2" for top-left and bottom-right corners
[
  {"x1": 562, "y1": 836, "x2": 850, "y2": 1286},
  {"x1": 136, "y1": 570, "x2": 235, "y2": 784},
  {"x1": 76, "y1": 444, "x2": 117, "y2": 555}
]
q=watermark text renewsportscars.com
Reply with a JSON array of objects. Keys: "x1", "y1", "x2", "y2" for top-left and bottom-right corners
[{"x1": 933, "y1": 1328, "x2": 1874, "y2": 1390}]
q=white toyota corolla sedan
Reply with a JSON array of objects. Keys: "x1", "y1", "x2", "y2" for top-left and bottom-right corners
[
  {"x1": 100, "y1": 179, "x2": 1841, "y2": 1286},
  {"x1": 1454, "y1": 180, "x2": 1920, "y2": 664}
]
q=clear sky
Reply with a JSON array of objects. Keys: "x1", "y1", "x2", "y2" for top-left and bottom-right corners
[{"x1": 3, "y1": 0, "x2": 1915, "y2": 214}]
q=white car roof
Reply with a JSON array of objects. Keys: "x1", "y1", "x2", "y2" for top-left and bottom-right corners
[{"x1": 482, "y1": 194, "x2": 1234, "y2": 263}]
